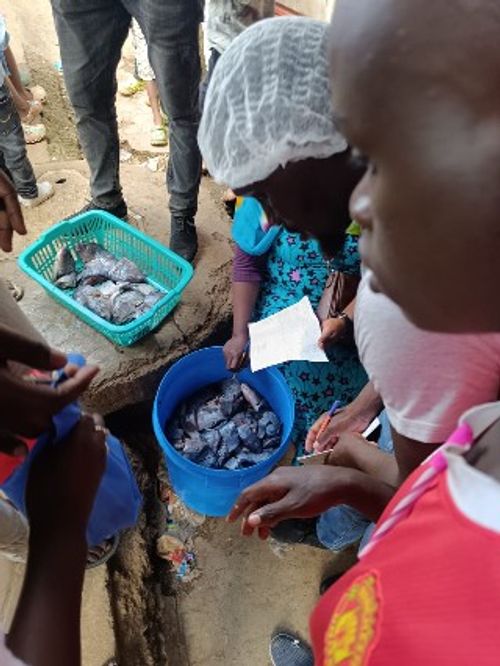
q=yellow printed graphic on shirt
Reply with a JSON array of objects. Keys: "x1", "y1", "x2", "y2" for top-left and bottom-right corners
[{"x1": 324, "y1": 571, "x2": 381, "y2": 666}]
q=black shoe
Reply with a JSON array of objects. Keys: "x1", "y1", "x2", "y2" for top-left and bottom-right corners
[
  {"x1": 269, "y1": 633, "x2": 313, "y2": 666},
  {"x1": 170, "y1": 216, "x2": 198, "y2": 263},
  {"x1": 71, "y1": 199, "x2": 128, "y2": 220}
]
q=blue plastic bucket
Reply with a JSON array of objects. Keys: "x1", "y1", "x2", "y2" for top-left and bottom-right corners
[{"x1": 153, "y1": 346, "x2": 295, "y2": 517}]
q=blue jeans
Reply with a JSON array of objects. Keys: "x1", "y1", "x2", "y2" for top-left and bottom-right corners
[
  {"x1": 0, "y1": 85, "x2": 37, "y2": 198},
  {"x1": 50, "y1": 0, "x2": 202, "y2": 218},
  {"x1": 316, "y1": 410, "x2": 394, "y2": 550}
]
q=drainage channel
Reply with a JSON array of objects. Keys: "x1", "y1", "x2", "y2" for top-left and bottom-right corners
[{"x1": 105, "y1": 401, "x2": 189, "y2": 666}]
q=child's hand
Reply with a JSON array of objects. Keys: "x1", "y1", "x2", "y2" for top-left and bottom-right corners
[
  {"x1": 318, "y1": 317, "x2": 347, "y2": 349},
  {"x1": 0, "y1": 324, "x2": 99, "y2": 437},
  {"x1": 0, "y1": 169, "x2": 26, "y2": 252},
  {"x1": 223, "y1": 333, "x2": 249, "y2": 371}
]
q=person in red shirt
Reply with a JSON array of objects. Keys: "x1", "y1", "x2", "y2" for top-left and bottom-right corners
[{"x1": 229, "y1": 1, "x2": 500, "y2": 663}]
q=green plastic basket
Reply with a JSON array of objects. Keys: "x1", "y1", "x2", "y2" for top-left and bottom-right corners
[{"x1": 18, "y1": 211, "x2": 194, "y2": 346}]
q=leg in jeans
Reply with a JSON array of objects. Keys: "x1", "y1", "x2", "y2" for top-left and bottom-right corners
[
  {"x1": 50, "y1": 0, "x2": 131, "y2": 210},
  {"x1": 131, "y1": 0, "x2": 202, "y2": 260},
  {"x1": 0, "y1": 85, "x2": 37, "y2": 199},
  {"x1": 316, "y1": 410, "x2": 394, "y2": 550},
  {"x1": 199, "y1": 48, "x2": 221, "y2": 115}
]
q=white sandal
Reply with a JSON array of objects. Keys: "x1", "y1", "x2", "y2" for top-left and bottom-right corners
[
  {"x1": 150, "y1": 125, "x2": 167, "y2": 147},
  {"x1": 21, "y1": 100, "x2": 43, "y2": 125},
  {"x1": 22, "y1": 122, "x2": 46, "y2": 145},
  {"x1": 26, "y1": 85, "x2": 47, "y2": 104}
]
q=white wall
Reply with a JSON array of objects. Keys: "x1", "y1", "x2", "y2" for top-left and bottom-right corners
[{"x1": 280, "y1": 0, "x2": 335, "y2": 21}]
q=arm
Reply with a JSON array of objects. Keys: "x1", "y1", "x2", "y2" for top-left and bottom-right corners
[
  {"x1": 228, "y1": 465, "x2": 396, "y2": 537},
  {"x1": 4, "y1": 47, "x2": 28, "y2": 98},
  {"x1": 7, "y1": 416, "x2": 106, "y2": 666},
  {"x1": 224, "y1": 247, "x2": 265, "y2": 370},
  {"x1": 224, "y1": 282, "x2": 260, "y2": 370},
  {"x1": 8, "y1": 530, "x2": 87, "y2": 666},
  {"x1": 324, "y1": 427, "x2": 439, "y2": 487}
]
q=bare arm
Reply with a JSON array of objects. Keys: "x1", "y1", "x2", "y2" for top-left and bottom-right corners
[
  {"x1": 229, "y1": 465, "x2": 396, "y2": 533},
  {"x1": 7, "y1": 416, "x2": 106, "y2": 666},
  {"x1": 8, "y1": 530, "x2": 87, "y2": 666},
  {"x1": 325, "y1": 427, "x2": 440, "y2": 487},
  {"x1": 224, "y1": 246, "x2": 265, "y2": 370},
  {"x1": 224, "y1": 282, "x2": 260, "y2": 370}
]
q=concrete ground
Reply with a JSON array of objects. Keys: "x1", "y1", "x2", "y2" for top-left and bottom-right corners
[{"x1": 0, "y1": 3, "x2": 354, "y2": 665}]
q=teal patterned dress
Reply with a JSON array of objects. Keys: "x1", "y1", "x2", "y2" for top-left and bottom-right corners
[{"x1": 253, "y1": 229, "x2": 368, "y2": 455}]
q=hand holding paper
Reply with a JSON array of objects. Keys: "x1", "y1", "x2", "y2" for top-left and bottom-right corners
[{"x1": 249, "y1": 297, "x2": 328, "y2": 372}]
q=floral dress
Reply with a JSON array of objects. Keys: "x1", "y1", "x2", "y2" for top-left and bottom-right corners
[{"x1": 253, "y1": 228, "x2": 368, "y2": 455}]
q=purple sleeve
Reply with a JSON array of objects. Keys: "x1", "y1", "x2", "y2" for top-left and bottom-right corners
[{"x1": 233, "y1": 246, "x2": 266, "y2": 283}]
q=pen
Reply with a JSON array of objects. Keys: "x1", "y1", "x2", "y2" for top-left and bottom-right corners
[{"x1": 316, "y1": 399, "x2": 342, "y2": 440}]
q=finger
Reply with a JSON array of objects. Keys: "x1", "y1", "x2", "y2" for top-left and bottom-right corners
[
  {"x1": 0, "y1": 324, "x2": 67, "y2": 369},
  {"x1": 91, "y1": 413, "x2": 106, "y2": 428},
  {"x1": 305, "y1": 416, "x2": 325, "y2": 453},
  {"x1": 61, "y1": 363, "x2": 79, "y2": 378},
  {"x1": 0, "y1": 431, "x2": 28, "y2": 458},
  {"x1": 315, "y1": 427, "x2": 340, "y2": 452},
  {"x1": 4, "y1": 190, "x2": 26, "y2": 236},
  {"x1": 52, "y1": 365, "x2": 99, "y2": 407},
  {"x1": 227, "y1": 479, "x2": 274, "y2": 522},
  {"x1": 227, "y1": 492, "x2": 254, "y2": 522},
  {"x1": 241, "y1": 517, "x2": 255, "y2": 537},
  {"x1": 21, "y1": 365, "x2": 99, "y2": 410},
  {"x1": 0, "y1": 224, "x2": 12, "y2": 252},
  {"x1": 247, "y1": 496, "x2": 296, "y2": 529},
  {"x1": 240, "y1": 501, "x2": 260, "y2": 536},
  {"x1": 258, "y1": 526, "x2": 270, "y2": 540}
]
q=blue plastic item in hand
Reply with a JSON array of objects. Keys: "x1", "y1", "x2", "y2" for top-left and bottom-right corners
[
  {"x1": 232, "y1": 197, "x2": 281, "y2": 256},
  {"x1": 2, "y1": 354, "x2": 142, "y2": 547}
]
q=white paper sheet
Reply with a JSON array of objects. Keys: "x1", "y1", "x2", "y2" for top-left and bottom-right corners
[{"x1": 249, "y1": 296, "x2": 328, "y2": 372}]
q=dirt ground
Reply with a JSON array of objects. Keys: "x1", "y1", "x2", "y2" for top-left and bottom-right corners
[{"x1": 0, "y1": 3, "x2": 356, "y2": 665}]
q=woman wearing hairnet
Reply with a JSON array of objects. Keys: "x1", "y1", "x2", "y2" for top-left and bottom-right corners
[
  {"x1": 199, "y1": 17, "x2": 381, "y2": 561},
  {"x1": 198, "y1": 16, "x2": 373, "y2": 662}
]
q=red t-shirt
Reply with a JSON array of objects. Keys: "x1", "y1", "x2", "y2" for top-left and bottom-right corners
[{"x1": 310, "y1": 461, "x2": 500, "y2": 665}]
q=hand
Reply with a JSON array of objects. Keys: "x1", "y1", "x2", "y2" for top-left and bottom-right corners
[
  {"x1": 0, "y1": 324, "x2": 99, "y2": 437},
  {"x1": 0, "y1": 430, "x2": 29, "y2": 458},
  {"x1": 305, "y1": 403, "x2": 373, "y2": 453},
  {"x1": 0, "y1": 169, "x2": 26, "y2": 252},
  {"x1": 227, "y1": 465, "x2": 351, "y2": 538},
  {"x1": 323, "y1": 432, "x2": 370, "y2": 468},
  {"x1": 223, "y1": 333, "x2": 249, "y2": 371},
  {"x1": 318, "y1": 317, "x2": 347, "y2": 349},
  {"x1": 26, "y1": 414, "x2": 107, "y2": 539}
]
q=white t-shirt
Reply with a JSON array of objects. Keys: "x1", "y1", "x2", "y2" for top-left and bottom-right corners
[
  {"x1": 355, "y1": 271, "x2": 500, "y2": 443},
  {"x1": 0, "y1": 634, "x2": 27, "y2": 665}
]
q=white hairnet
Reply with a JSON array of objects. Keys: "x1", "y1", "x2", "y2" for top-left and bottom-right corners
[{"x1": 198, "y1": 16, "x2": 347, "y2": 189}]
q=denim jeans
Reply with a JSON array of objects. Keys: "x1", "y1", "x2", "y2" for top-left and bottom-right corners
[
  {"x1": 316, "y1": 409, "x2": 395, "y2": 550},
  {"x1": 199, "y1": 48, "x2": 221, "y2": 115},
  {"x1": 0, "y1": 84, "x2": 37, "y2": 198},
  {"x1": 50, "y1": 0, "x2": 202, "y2": 218}
]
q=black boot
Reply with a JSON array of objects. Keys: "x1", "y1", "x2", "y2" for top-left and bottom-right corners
[
  {"x1": 70, "y1": 199, "x2": 128, "y2": 220},
  {"x1": 170, "y1": 216, "x2": 198, "y2": 263}
]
